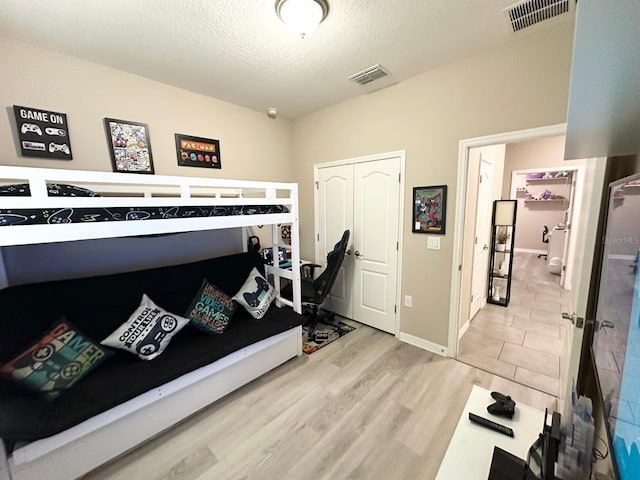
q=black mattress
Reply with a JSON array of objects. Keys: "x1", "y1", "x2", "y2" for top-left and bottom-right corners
[
  {"x1": 0, "y1": 183, "x2": 288, "y2": 226},
  {"x1": 0, "y1": 252, "x2": 304, "y2": 442},
  {"x1": 0, "y1": 307, "x2": 302, "y2": 442}
]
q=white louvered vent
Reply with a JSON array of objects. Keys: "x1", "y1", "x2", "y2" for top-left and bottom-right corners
[
  {"x1": 503, "y1": 0, "x2": 574, "y2": 33},
  {"x1": 348, "y1": 64, "x2": 389, "y2": 86}
]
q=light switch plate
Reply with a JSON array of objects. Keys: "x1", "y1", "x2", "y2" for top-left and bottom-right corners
[{"x1": 427, "y1": 236, "x2": 440, "y2": 250}]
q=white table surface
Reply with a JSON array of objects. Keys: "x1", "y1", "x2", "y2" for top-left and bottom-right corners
[{"x1": 436, "y1": 385, "x2": 545, "y2": 480}]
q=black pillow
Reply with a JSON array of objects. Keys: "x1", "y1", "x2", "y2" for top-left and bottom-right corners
[{"x1": 185, "y1": 279, "x2": 238, "y2": 334}]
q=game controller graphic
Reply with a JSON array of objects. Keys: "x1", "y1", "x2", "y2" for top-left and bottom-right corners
[
  {"x1": 137, "y1": 315, "x2": 178, "y2": 357},
  {"x1": 486, "y1": 391, "x2": 516, "y2": 418},
  {"x1": 0, "y1": 214, "x2": 28, "y2": 226},
  {"x1": 21, "y1": 123, "x2": 42, "y2": 135},
  {"x1": 243, "y1": 276, "x2": 270, "y2": 307},
  {"x1": 161, "y1": 207, "x2": 179, "y2": 219},
  {"x1": 48, "y1": 143, "x2": 70, "y2": 154},
  {"x1": 47, "y1": 208, "x2": 73, "y2": 224},
  {"x1": 210, "y1": 207, "x2": 229, "y2": 216},
  {"x1": 45, "y1": 127, "x2": 66, "y2": 136},
  {"x1": 126, "y1": 210, "x2": 151, "y2": 221}
]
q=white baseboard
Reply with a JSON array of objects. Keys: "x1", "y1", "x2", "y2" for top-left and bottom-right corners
[
  {"x1": 397, "y1": 332, "x2": 447, "y2": 357},
  {"x1": 514, "y1": 248, "x2": 547, "y2": 254},
  {"x1": 458, "y1": 319, "x2": 471, "y2": 339}
]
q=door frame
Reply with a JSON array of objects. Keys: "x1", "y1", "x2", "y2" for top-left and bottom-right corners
[
  {"x1": 508, "y1": 164, "x2": 586, "y2": 290},
  {"x1": 313, "y1": 150, "x2": 406, "y2": 336},
  {"x1": 448, "y1": 124, "x2": 568, "y2": 357}
]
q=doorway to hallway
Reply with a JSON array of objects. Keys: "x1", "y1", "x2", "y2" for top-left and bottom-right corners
[
  {"x1": 449, "y1": 124, "x2": 601, "y2": 406},
  {"x1": 457, "y1": 252, "x2": 568, "y2": 396}
]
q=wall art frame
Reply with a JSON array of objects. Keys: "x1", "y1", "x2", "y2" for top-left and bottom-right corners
[
  {"x1": 175, "y1": 133, "x2": 221, "y2": 169},
  {"x1": 104, "y1": 118, "x2": 154, "y2": 174},
  {"x1": 412, "y1": 185, "x2": 447, "y2": 234}
]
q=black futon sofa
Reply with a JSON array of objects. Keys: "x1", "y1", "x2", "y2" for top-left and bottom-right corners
[{"x1": 0, "y1": 252, "x2": 304, "y2": 443}]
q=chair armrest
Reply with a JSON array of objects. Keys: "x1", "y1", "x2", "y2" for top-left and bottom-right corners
[{"x1": 301, "y1": 263, "x2": 322, "y2": 279}]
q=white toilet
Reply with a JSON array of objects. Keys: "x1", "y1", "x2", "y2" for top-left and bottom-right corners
[{"x1": 547, "y1": 225, "x2": 566, "y2": 275}]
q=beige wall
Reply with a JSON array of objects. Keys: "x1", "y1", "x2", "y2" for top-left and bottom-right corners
[
  {"x1": 501, "y1": 135, "x2": 584, "y2": 197},
  {"x1": 292, "y1": 23, "x2": 575, "y2": 347},
  {"x1": 501, "y1": 136, "x2": 585, "y2": 252},
  {"x1": 0, "y1": 37, "x2": 293, "y2": 181}
]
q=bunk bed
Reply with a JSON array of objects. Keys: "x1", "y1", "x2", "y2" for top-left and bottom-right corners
[{"x1": 0, "y1": 165, "x2": 302, "y2": 480}]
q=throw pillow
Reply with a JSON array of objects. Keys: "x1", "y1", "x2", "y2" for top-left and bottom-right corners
[
  {"x1": 232, "y1": 268, "x2": 276, "y2": 320},
  {"x1": 185, "y1": 279, "x2": 238, "y2": 334},
  {"x1": 101, "y1": 294, "x2": 189, "y2": 360},
  {"x1": 0, "y1": 318, "x2": 112, "y2": 400}
]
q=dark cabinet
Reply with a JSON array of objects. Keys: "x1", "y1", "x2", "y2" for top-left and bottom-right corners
[{"x1": 487, "y1": 200, "x2": 517, "y2": 307}]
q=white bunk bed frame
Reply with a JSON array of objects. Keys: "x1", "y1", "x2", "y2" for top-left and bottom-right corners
[{"x1": 0, "y1": 166, "x2": 302, "y2": 480}]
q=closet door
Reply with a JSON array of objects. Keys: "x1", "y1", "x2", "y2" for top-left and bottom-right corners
[
  {"x1": 317, "y1": 164, "x2": 354, "y2": 318},
  {"x1": 352, "y1": 159, "x2": 400, "y2": 334}
]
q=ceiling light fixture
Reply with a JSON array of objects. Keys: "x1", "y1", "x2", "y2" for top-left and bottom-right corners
[{"x1": 275, "y1": 0, "x2": 329, "y2": 39}]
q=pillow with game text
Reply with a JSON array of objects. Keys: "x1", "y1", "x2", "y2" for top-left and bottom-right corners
[
  {"x1": 232, "y1": 268, "x2": 276, "y2": 320},
  {"x1": 185, "y1": 279, "x2": 238, "y2": 334},
  {"x1": 101, "y1": 294, "x2": 189, "y2": 360}
]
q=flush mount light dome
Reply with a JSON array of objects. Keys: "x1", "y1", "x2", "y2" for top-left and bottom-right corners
[{"x1": 276, "y1": 0, "x2": 329, "y2": 38}]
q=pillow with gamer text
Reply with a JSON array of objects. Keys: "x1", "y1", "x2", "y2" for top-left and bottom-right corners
[
  {"x1": 101, "y1": 294, "x2": 189, "y2": 360},
  {"x1": 185, "y1": 279, "x2": 238, "y2": 334},
  {"x1": 232, "y1": 268, "x2": 276, "y2": 320},
  {"x1": 0, "y1": 318, "x2": 112, "y2": 400}
]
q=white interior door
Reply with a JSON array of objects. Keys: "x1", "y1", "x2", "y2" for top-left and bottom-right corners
[
  {"x1": 560, "y1": 157, "x2": 607, "y2": 417},
  {"x1": 470, "y1": 158, "x2": 494, "y2": 319},
  {"x1": 560, "y1": 172, "x2": 577, "y2": 287},
  {"x1": 316, "y1": 165, "x2": 354, "y2": 317},
  {"x1": 352, "y1": 159, "x2": 401, "y2": 334}
]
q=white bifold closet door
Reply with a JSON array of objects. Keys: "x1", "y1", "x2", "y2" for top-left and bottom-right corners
[
  {"x1": 317, "y1": 164, "x2": 354, "y2": 318},
  {"x1": 316, "y1": 157, "x2": 400, "y2": 334}
]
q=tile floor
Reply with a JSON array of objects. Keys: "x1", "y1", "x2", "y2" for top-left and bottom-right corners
[{"x1": 458, "y1": 252, "x2": 570, "y2": 396}]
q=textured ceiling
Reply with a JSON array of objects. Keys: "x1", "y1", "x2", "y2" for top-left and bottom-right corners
[{"x1": 0, "y1": 0, "x2": 574, "y2": 119}]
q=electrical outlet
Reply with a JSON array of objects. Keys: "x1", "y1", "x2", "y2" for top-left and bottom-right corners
[
  {"x1": 404, "y1": 295, "x2": 412, "y2": 307},
  {"x1": 427, "y1": 236, "x2": 440, "y2": 250}
]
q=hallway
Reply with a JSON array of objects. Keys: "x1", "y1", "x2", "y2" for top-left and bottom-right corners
[{"x1": 457, "y1": 252, "x2": 569, "y2": 396}]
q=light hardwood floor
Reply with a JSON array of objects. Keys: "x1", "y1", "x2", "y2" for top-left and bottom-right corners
[
  {"x1": 458, "y1": 252, "x2": 569, "y2": 396},
  {"x1": 84, "y1": 321, "x2": 556, "y2": 480}
]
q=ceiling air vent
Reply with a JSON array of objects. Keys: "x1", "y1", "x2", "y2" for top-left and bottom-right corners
[
  {"x1": 503, "y1": 0, "x2": 574, "y2": 33},
  {"x1": 348, "y1": 64, "x2": 389, "y2": 86}
]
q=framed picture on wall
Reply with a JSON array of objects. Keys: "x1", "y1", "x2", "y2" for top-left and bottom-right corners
[
  {"x1": 175, "y1": 134, "x2": 221, "y2": 169},
  {"x1": 412, "y1": 185, "x2": 447, "y2": 234},
  {"x1": 13, "y1": 105, "x2": 73, "y2": 160},
  {"x1": 104, "y1": 118, "x2": 154, "y2": 174}
]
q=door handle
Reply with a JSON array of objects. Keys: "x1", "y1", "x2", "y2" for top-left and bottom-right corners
[
  {"x1": 354, "y1": 251, "x2": 362, "y2": 258},
  {"x1": 483, "y1": 245, "x2": 489, "y2": 250},
  {"x1": 597, "y1": 320, "x2": 615, "y2": 331},
  {"x1": 562, "y1": 312, "x2": 585, "y2": 328},
  {"x1": 346, "y1": 249, "x2": 352, "y2": 255}
]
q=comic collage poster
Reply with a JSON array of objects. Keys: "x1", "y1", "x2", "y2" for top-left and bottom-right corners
[{"x1": 105, "y1": 118, "x2": 155, "y2": 174}]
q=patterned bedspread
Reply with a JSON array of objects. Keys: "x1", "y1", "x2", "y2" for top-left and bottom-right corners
[{"x1": 0, "y1": 183, "x2": 288, "y2": 226}]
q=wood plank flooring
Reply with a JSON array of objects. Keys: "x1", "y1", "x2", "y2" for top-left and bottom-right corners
[
  {"x1": 84, "y1": 321, "x2": 556, "y2": 480},
  {"x1": 458, "y1": 252, "x2": 569, "y2": 396}
]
